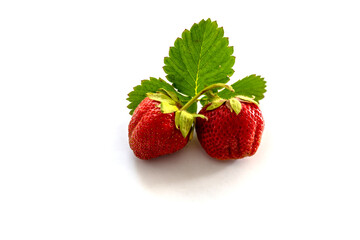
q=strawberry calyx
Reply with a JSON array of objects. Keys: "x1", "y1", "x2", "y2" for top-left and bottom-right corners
[
  {"x1": 236, "y1": 95, "x2": 259, "y2": 106},
  {"x1": 174, "y1": 83, "x2": 234, "y2": 138},
  {"x1": 148, "y1": 83, "x2": 234, "y2": 138},
  {"x1": 146, "y1": 88, "x2": 203, "y2": 138},
  {"x1": 206, "y1": 95, "x2": 226, "y2": 111},
  {"x1": 147, "y1": 88, "x2": 182, "y2": 114},
  {"x1": 205, "y1": 93, "x2": 259, "y2": 116},
  {"x1": 174, "y1": 110, "x2": 207, "y2": 139}
]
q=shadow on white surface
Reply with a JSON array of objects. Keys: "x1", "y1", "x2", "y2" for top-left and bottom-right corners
[{"x1": 132, "y1": 132, "x2": 264, "y2": 198}]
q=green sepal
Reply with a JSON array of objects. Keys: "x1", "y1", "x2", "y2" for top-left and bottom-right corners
[
  {"x1": 206, "y1": 98, "x2": 226, "y2": 111},
  {"x1": 147, "y1": 91, "x2": 181, "y2": 114},
  {"x1": 192, "y1": 114, "x2": 208, "y2": 120},
  {"x1": 147, "y1": 92, "x2": 176, "y2": 105},
  {"x1": 189, "y1": 126, "x2": 194, "y2": 141},
  {"x1": 229, "y1": 97, "x2": 242, "y2": 115},
  {"x1": 175, "y1": 111, "x2": 181, "y2": 129},
  {"x1": 179, "y1": 111, "x2": 194, "y2": 138},
  {"x1": 236, "y1": 95, "x2": 259, "y2": 106},
  {"x1": 158, "y1": 88, "x2": 180, "y2": 102},
  {"x1": 175, "y1": 110, "x2": 207, "y2": 138},
  {"x1": 159, "y1": 101, "x2": 179, "y2": 114}
]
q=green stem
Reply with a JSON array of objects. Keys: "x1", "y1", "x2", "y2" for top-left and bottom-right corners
[
  {"x1": 205, "y1": 90, "x2": 216, "y2": 99},
  {"x1": 179, "y1": 83, "x2": 234, "y2": 111}
]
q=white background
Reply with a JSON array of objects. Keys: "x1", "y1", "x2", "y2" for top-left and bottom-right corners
[{"x1": 1, "y1": 0, "x2": 359, "y2": 239}]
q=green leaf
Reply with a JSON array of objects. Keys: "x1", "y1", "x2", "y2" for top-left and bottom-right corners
[
  {"x1": 127, "y1": 77, "x2": 179, "y2": 115},
  {"x1": 163, "y1": 18, "x2": 235, "y2": 97},
  {"x1": 218, "y1": 74, "x2": 266, "y2": 103},
  {"x1": 183, "y1": 101, "x2": 197, "y2": 114}
]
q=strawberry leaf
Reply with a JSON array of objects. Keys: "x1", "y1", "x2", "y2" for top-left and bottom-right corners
[
  {"x1": 163, "y1": 19, "x2": 235, "y2": 98},
  {"x1": 127, "y1": 77, "x2": 180, "y2": 115},
  {"x1": 218, "y1": 75, "x2": 266, "y2": 103}
]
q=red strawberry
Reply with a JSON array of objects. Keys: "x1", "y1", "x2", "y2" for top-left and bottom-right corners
[
  {"x1": 128, "y1": 97, "x2": 189, "y2": 160},
  {"x1": 195, "y1": 98, "x2": 264, "y2": 160}
]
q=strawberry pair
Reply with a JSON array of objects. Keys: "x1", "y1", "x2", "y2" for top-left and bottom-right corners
[
  {"x1": 128, "y1": 87, "x2": 264, "y2": 160},
  {"x1": 127, "y1": 19, "x2": 266, "y2": 161}
]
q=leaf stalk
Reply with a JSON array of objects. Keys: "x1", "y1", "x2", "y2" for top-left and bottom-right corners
[{"x1": 179, "y1": 83, "x2": 234, "y2": 111}]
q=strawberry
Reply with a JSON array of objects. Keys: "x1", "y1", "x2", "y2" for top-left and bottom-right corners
[
  {"x1": 128, "y1": 85, "x2": 230, "y2": 160},
  {"x1": 195, "y1": 97, "x2": 264, "y2": 160},
  {"x1": 128, "y1": 97, "x2": 189, "y2": 160}
]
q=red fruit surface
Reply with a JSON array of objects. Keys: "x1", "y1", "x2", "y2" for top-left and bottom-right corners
[
  {"x1": 195, "y1": 102, "x2": 264, "y2": 160},
  {"x1": 128, "y1": 97, "x2": 188, "y2": 160}
]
